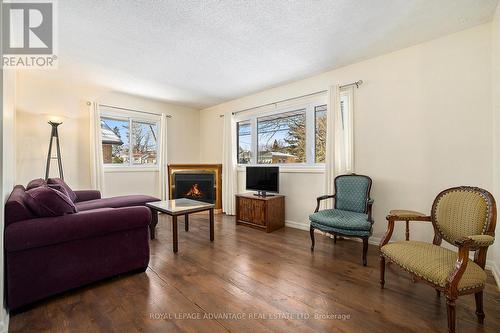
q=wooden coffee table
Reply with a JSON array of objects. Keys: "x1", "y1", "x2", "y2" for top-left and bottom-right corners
[{"x1": 146, "y1": 198, "x2": 215, "y2": 253}]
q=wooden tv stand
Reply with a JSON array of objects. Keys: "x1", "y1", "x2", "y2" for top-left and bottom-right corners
[{"x1": 235, "y1": 193, "x2": 285, "y2": 232}]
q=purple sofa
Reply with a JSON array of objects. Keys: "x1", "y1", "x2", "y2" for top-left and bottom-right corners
[{"x1": 5, "y1": 184, "x2": 159, "y2": 310}]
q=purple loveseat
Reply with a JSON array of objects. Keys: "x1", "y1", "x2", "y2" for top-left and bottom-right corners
[{"x1": 5, "y1": 185, "x2": 159, "y2": 310}]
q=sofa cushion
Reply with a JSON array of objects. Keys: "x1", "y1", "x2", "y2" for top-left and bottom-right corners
[
  {"x1": 75, "y1": 195, "x2": 159, "y2": 211},
  {"x1": 5, "y1": 206, "x2": 151, "y2": 252},
  {"x1": 26, "y1": 178, "x2": 47, "y2": 190},
  {"x1": 47, "y1": 178, "x2": 77, "y2": 202},
  {"x1": 25, "y1": 186, "x2": 78, "y2": 217},
  {"x1": 5, "y1": 185, "x2": 36, "y2": 226},
  {"x1": 73, "y1": 190, "x2": 101, "y2": 202}
]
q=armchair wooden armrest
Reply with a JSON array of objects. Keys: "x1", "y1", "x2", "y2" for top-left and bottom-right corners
[
  {"x1": 454, "y1": 235, "x2": 495, "y2": 249},
  {"x1": 446, "y1": 238, "x2": 477, "y2": 297},
  {"x1": 367, "y1": 199, "x2": 374, "y2": 223},
  {"x1": 386, "y1": 210, "x2": 431, "y2": 222},
  {"x1": 314, "y1": 194, "x2": 335, "y2": 213},
  {"x1": 379, "y1": 210, "x2": 432, "y2": 248}
]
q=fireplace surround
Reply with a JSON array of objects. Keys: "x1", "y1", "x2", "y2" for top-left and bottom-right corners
[{"x1": 168, "y1": 164, "x2": 222, "y2": 210}]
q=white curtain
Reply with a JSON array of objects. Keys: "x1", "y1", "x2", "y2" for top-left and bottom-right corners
[
  {"x1": 222, "y1": 111, "x2": 237, "y2": 215},
  {"x1": 89, "y1": 102, "x2": 105, "y2": 192},
  {"x1": 159, "y1": 114, "x2": 169, "y2": 200},
  {"x1": 324, "y1": 84, "x2": 354, "y2": 208}
]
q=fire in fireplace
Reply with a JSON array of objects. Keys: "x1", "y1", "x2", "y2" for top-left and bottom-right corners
[
  {"x1": 173, "y1": 173, "x2": 215, "y2": 204},
  {"x1": 185, "y1": 183, "x2": 203, "y2": 198}
]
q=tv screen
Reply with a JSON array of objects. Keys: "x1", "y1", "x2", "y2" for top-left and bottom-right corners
[{"x1": 246, "y1": 166, "x2": 279, "y2": 193}]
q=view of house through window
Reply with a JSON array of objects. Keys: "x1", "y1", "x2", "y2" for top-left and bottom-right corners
[
  {"x1": 131, "y1": 121, "x2": 158, "y2": 164},
  {"x1": 101, "y1": 118, "x2": 129, "y2": 164},
  {"x1": 101, "y1": 116, "x2": 158, "y2": 166}
]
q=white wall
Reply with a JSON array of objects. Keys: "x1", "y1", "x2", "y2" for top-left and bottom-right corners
[
  {"x1": 491, "y1": 3, "x2": 500, "y2": 284},
  {"x1": 200, "y1": 24, "x2": 494, "y2": 256},
  {"x1": 1, "y1": 69, "x2": 16, "y2": 331},
  {"x1": 15, "y1": 71, "x2": 200, "y2": 197}
]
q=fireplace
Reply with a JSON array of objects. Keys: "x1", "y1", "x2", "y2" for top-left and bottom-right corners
[
  {"x1": 168, "y1": 164, "x2": 222, "y2": 210},
  {"x1": 173, "y1": 173, "x2": 215, "y2": 204}
]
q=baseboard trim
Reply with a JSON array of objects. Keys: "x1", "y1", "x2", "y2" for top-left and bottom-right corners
[
  {"x1": 285, "y1": 220, "x2": 500, "y2": 289},
  {"x1": 490, "y1": 261, "x2": 500, "y2": 290},
  {"x1": 285, "y1": 220, "x2": 309, "y2": 231},
  {"x1": 0, "y1": 309, "x2": 9, "y2": 333}
]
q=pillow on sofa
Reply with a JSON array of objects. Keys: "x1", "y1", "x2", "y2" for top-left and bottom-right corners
[
  {"x1": 47, "y1": 178, "x2": 77, "y2": 202},
  {"x1": 26, "y1": 178, "x2": 47, "y2": 190},
  {"x1": 25, "y1": 186, "x2": 78, "y2": 217},
  {"x1": 47, "y1": 183, "x2": 70, "y2": 198}
]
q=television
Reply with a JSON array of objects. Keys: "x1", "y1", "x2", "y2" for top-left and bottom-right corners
[{"x1": 246, "y1": 166, "x2": 279, "y2": 196}]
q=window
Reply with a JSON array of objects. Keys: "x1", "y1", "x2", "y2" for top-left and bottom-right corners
[
  {"x1": 236, "y1": 98, "x2": 329, "y2": 166},
  {"x1": 236, "y1": 90, "x2": 353, "y2": 167},
  {"x1": 101, "y1": 116, "x2": 159, "y2": 167},
  {"x1": 131, "y1": 121, "x2": 158, "y2": 165},
  {"x1": 101, "y1": 118, "x2": 129, "y2": 164},
  {"x1": 314, "y1": 105, "x2": 327, "y2": 163},
  {"x1": 237, "y1": 120, "x2": 252, "y2": 164},
  {"x1": 257, "y1": 109, "x2": 306, "y2": 164}
]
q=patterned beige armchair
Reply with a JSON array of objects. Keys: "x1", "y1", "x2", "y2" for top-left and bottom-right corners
[{"x1": 379, "y1": 186, "x2": 496, "y2": 333}]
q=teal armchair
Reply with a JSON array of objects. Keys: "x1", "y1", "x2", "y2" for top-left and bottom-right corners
[{"x1": 309, "y1": 174, "x2": 374, "y2": 265}]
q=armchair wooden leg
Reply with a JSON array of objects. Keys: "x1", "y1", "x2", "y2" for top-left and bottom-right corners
[
  {"x1": 362, "y1": 237, "x2": 368, "y2": 266},
  {"x1": 446, "y1": 297, "x2": 456, "y2": 333},
  {"x1": 379, "y1": 255, "x2": 385, "y2": 288},
  {"x1": 333, "y1": 234, "x2": 337, "y2": 243},
  {"x1": 475, "y1": 291, "x2": 485, "y2": 324},
  {"x1": 310, "y1": 225, "x2": 315, "y2": 251},
  {"x1": 436, "y1": 290, "x2": 441, "y2": 297}
]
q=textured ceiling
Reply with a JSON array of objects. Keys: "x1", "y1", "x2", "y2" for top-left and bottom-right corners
[{"x1": 57, "y1": 0, "x2": 499, "y2": 108}]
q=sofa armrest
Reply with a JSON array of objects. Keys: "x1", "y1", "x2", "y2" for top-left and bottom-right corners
[
  {"x1": 5, "y1": 206, "x2": 151, "y2": 252},
  {"x1": 74, "y1": 190, "x2": 101, "y2": 202}
]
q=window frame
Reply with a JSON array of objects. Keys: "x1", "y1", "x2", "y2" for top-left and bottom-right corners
[
  {"x1": 100, "y1": 112, "x2": 161, "y2": 171},
  {"x1": 235, "y1": 99, "x2": 324, "y2": 168},
  {"x1": 235, "y1": 89, "x2": 352, "y2": 170}
]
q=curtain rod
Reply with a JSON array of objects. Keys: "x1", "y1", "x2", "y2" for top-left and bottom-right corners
[
  {"x1": 87, "y1": 102, "x2": 172, "y2": 118},
  {"x1": 223, "y1": 80, "x2": 363, "y2": 117}
]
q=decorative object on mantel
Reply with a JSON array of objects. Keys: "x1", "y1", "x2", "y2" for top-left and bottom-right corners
[
  {"x1": 45, "y1": 121, "x2": 64, "y2": 180},
  {"x1": 168, "y1": 164, "x2": 222, "y2": 210}
]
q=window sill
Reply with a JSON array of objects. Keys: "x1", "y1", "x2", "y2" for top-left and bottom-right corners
[
  {"x1": 236, "y1": 165, "x2": 325, "y2": 174},
  {"x1": 104, "y1": 166, "x2": 159, "y2": 173}
]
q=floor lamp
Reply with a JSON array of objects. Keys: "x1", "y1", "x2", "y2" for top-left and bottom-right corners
[{"x1": 45, "y1": 121, "x2": 64, "y2": 180}]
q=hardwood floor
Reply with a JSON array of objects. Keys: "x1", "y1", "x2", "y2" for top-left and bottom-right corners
[{"x1": 9, "y1": 213, "x2": 500, "y2": 333}]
